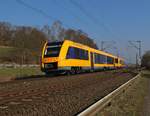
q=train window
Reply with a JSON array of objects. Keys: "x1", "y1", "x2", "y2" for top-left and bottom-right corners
[
  {"x1": 44, "y1": 42, "x2": 63, "y2": 57},
  {"x1": 107, "y1": 57, "x2": 114, "y2": 64},
  {"x1": 44, "y1": 46, "x2": 61, "y2": 57},
  {"x1": 66, "y1": 47, "x2": 89, "y2": 60},
  {"x1": 66, "y1": 47, "x2": 75, "y2": 58},
  {"x1": 47, "y1": 41, "x2": 63, "y2": 46},
  {"x1": 94, "y1": 53, "x2": 106, "y2": 64}
]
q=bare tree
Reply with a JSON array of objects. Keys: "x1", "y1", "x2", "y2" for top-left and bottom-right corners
[
  {"x1": 0, "y1": 22, "x2": 13, "y2": 46},
  {"x1": 50, "y1": 21, "x2": 65, "y2": 41},
  {"x1": 41, "y1": 25, "x2": 52, "y2": 41},
  {"x1": 0, "y1": 21, "x2": 98, "y2": 64},
  {"x1": 64, "y1": 29, "x2": 98, "y2": 49}
]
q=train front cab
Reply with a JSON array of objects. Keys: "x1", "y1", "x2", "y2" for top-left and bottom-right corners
[{"x1": 41, "y1": 41, "x2": 65, "y2": 74}]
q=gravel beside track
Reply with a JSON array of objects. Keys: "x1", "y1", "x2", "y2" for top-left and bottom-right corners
[{"x1": 0, "y1": 70, "x2": 137, "y2": 116}]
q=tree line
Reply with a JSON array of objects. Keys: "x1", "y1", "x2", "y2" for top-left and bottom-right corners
[{"x1": 0, "y1": 21, "x2": 98, "y2": 64}]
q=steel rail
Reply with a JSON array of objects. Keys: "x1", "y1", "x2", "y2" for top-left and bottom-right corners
[{"x1": 77, "y1": 73, "x2": 141, "y2": 116}]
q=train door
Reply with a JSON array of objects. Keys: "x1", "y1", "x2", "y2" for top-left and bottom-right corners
[{"x1": 90, "y1": 52, "x2": 94, "y2": 70}]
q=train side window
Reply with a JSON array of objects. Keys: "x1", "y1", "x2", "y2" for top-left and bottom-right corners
[
  {"x1": 66, "y1": 47, "x2": 89, "y2": 60},
  {"x1": 66, "y1": 47, "x2": 75, "y2": 59},
  {"x1": 94, "y1": 53, "x2": 106, "y2": 64},
  {"x1": 107, "y1": 57, "x2": 114, "y2": 64},
  {"x1": 100, "y1": 55, "x2": 106, "y2": 64}
]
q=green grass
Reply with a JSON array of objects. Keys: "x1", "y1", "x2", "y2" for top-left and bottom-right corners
[
  {"x1": 0, "y1": 46, "x2": 44, "y2": 80},
  {"x1": 0, "y1": 67, "x2": 44, "y2": 78},
  {"x1": 0, "y1": 46, "x2": 13, "y2": 55}
]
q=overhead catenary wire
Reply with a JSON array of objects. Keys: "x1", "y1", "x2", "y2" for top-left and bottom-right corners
[
  {"x1": 52, "y1": 0, "x2": 89, "y2": 27},
  {"x1": 69, "y1": 0, "x2": 100, "y2": 24},
  {"x1": 16, "y1": 0, "x2": 119, "y2": 41},
  {"x1": 15, "y1": 0, "x2": 70, "y2": 28},
  {"x1": 16, "y1": 0, "x2": 114, "y2": 38},
  {"x1": 69, "y1": 0, "x2": 119, "y2": 39}
]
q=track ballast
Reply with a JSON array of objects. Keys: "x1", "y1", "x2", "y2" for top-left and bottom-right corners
[{"x1": 0, "y1": 70, "x2": 137, "y2": 116}]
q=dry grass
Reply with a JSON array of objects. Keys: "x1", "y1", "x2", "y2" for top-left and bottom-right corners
[
  {"x1": 0, "y1": 67, "x2": 43, "y2": 81},
  {"x1": 98, "y1": 71, "x2": 150, "y2": 116}
]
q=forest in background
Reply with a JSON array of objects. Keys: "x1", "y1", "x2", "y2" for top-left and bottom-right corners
[{"x1": 0, "y1": 21, "x2": 98, "y2": 64}]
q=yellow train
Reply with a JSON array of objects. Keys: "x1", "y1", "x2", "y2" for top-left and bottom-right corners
[{"x1": 41, "y1": 40, "x2": 124, "y2": 74}]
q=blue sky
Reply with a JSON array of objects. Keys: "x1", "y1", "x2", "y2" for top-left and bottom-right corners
[{"x1": 0, "y1": 0, "x2": 150, "y2": 63}]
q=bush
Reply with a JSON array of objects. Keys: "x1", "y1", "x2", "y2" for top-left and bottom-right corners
[{"x1": 141, "y1": 51, "x2": 150, "y2": 70}]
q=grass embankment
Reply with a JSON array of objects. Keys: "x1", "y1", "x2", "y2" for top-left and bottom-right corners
[
  {"x1": 0, "y1": 46, "x2": 14, "y2": 56},
  {"x1": 0, "y1": 46, "x2": 44, "y2": 81},
  {"x1": 0, "y1": 67, "x2": 44, "y2": 81},
  {"x1": 98, "y1": 70, "x2": 150, "y2": 116},
  {"x1": 0, "y1": 46, "x2": 15, "y2": 63}
]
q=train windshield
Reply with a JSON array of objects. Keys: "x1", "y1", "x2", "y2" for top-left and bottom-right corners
[{"x1": 44, "y1": 41, "x2": 63, "y2": 57}]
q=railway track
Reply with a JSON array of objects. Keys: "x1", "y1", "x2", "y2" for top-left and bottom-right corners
[
  {"x1": 0, "y1": 69, "x2": 138, "y2": 116},
  {"x1": 0, "y1": 88, "x2": 50, "y2": 105},
  {"x1": 78, "y1": 73, "x2": 141, "y2": 116}
]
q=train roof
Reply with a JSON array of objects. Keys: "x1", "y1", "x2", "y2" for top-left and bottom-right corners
[{"x1": 46, "y1": 39, "x2": 124, "y2": 60}]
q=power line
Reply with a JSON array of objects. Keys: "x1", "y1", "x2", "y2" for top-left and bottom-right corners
[
  {"x1": 16, "y1": 0, "x2": 56, "y2": 20},
  {"x1": 52, "y1": 0, "x2": 89, "y2": 27},
  {"x1": 69, "y1": 0, "x2": 119, "y2": 39},
  {"x1": 15, "y1": 0, "x2": 69, "y2": 28},
  {"x1": 69, "y1": 0, "x2": 98, "y2": 23}
]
